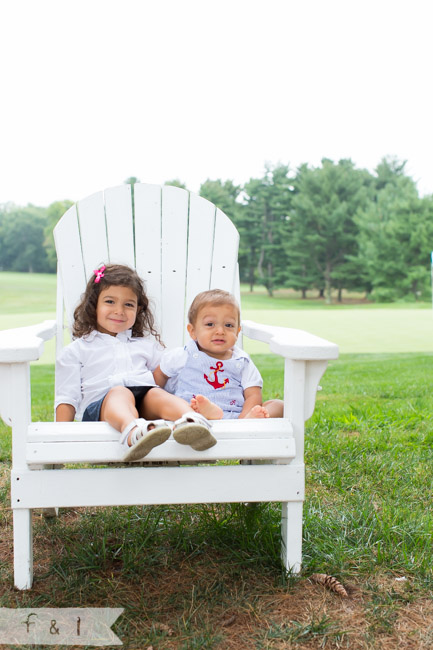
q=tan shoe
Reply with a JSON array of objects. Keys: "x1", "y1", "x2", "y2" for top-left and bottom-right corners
[
  {"x1": 172, "y1": 413, "x2": 216, "y2": 451},
  {"x1": 121, "y1": 419, "x2": 171, "y2": 461}
]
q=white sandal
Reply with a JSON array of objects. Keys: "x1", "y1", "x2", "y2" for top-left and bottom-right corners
[
  {"x1": 121, "y1": 419, "x2": 172, "y2": 461},
  {"x1": 172, "y1": 413, "x2": 216, "y2": 451}
]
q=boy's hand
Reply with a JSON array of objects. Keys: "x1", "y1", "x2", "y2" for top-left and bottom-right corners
[
  {"x1": 238, "y1": 386, "x2": 267, "y2": 419},
  {"x1": 153, "y1": 365, "x2": 169, "y2": 387}
]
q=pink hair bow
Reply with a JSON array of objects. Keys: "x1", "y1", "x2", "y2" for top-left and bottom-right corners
[{"x1": 94, "y1": 265, "x2": 106, "y2": 283}]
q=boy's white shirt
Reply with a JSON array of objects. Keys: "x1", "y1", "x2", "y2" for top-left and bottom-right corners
[
  {"x1": 160, "y1": 342, "x2": 263, "y2": 395},
  {"x1": 55, "y1": 329, "x2": 163, "y2": 420}
]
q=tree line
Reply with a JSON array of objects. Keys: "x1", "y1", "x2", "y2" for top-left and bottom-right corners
[{"x1": 1, "y1": 157, "x2": 432, "y2": 302}]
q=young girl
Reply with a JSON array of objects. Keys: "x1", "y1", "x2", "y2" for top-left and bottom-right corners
[
  {"x1": 153, "y1": 289, "x2": 284, "y2": 419},
  {"x1": 55, "y1": 264, "x2": 216, "y2": 461}
]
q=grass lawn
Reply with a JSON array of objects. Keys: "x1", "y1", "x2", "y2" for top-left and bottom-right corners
[
  {"x1": 1, "y1": 354, "x2": 433, "y2": 648},
  {"x1": 1, "y1": 273, "x2": 433, "y2": 647}
]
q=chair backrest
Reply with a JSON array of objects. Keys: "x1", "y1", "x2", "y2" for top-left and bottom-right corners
[{"x1": 54, "y1": 183, "x2": 240, "y2": 350}]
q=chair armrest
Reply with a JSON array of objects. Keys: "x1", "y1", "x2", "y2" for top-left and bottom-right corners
[
  {"x1": 0, "y1": 320, "x2": 57, "y2": 363},
  {"x1": 241, "y1": 319, "x2": 339, "y2": 360},
  {"x1": 242, "y1": 319, "x2": 338, "y2": 429}
]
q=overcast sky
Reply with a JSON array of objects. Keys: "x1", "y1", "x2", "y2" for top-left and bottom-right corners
[{"x1": 1, "y1": 0, "x2": 432, "y2": 206}]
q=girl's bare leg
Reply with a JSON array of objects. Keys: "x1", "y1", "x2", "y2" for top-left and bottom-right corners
[
  {"x1": 190, "y1": 395, "x2": 223, "y2": 420},
  {"x1": 100, "y1": 386, "x2": 147, "y2": 446},
  {"x1": 100, "y1": 386, "x2": 139, "y2": 433},
  {"x1": 140, "y1": 387, "x2": 195, "y2": 421},
  {"x1": 100, "y1": 386, "x2": 185, "y2": 447}
]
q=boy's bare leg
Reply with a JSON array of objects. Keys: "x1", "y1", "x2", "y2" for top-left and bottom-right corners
[
  {"x1": 190, "y1": 394, "x2": 223, "y2": 420},
  {"x1": 263, "y1": 399, "x2": 284, "y2": 418},
  {"x1": 187, "y1": 396, "x2": 284, "y2": 420}
]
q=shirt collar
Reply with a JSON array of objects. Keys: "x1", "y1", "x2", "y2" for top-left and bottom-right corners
[
  {"x1": 84, "y1": 329, "x2": 133, "y2": 342},
  {"x1": 117, "y1": 329, "x2": 133, "y2": 341},
  {"x1": 231, "y1": 345, "x2": 249, "y2": 360}
]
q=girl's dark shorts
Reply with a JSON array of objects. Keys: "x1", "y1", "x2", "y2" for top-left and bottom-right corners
[{"x1": 82, "y1": 385, "x2": 156, "y2": 422}]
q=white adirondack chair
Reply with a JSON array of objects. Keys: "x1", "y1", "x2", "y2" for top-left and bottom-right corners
[{"x1": 0, "y1": 183, "x2": 338, "y2": 590}]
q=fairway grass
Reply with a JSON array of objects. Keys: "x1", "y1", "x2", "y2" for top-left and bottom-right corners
[
  {"x1": 1, "y1": 273, "x2": 433, "y2": 361},
  {"x1": 2, "y1": 308, "x2": 432, "y2": 363},
  {"x1": 0, "y1": 272, "x2": 56, "y2": 313},
  {"x1": 242, "y1": 307, "x2": 433, "y2": 355}
]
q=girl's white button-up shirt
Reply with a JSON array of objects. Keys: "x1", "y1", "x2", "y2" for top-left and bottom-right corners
[{"x1": 55, "y1": 329, "x2": 163, "y2": 420}]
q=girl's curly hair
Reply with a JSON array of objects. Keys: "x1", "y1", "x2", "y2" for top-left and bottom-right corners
[{"x1": 73, "y1": 263, "x2": 163, "y2": 344}]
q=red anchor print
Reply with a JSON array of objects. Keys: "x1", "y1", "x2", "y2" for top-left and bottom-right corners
[{"x1": 204, "y1": 361, "x2": 229, "y2": 390}]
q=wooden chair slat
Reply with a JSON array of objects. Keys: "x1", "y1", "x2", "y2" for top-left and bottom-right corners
[
  {"x1": 134, "y1": 183, "x2": 163, "y2": 330},
  {"x1": 26, "y1": 438, "x2": 295, "y2": 465},
  {"x1": 185, "y1": 193, "x2": 217, "y2": 338},
  {"x1": 104, "y1": 184, "x2": 135, "y2": 267},
  {"x1": 28, "y1": 418, "x2": 293, "y2": 441},
  {"x1": 161, "y1": 185, "x2": 189, "y2": 347},
  {"x1": 76, "y1": 191, "x2": 109, "y2": 279},
  {"x1": 210, "y1": 208, "x2": 240, "y2": 291},
  {"x1": 13, "y1": 464, "x2": 303, "y2": 509},
  {"x1": 54, "y1": 204, "x2": 86, "y2": 329}
]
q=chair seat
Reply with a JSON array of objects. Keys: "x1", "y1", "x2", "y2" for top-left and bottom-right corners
[{"x1": 26, "y1": 419, "x2": 294, "y2": 464}]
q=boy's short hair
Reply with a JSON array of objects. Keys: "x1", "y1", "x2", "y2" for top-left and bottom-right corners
[{"x1": 188, "y1": 289, "x2": 240, "y2": 326}]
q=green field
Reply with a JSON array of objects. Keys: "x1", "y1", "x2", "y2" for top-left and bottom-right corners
[{"x1": 1, "y1": 273, "x2": 432, "y2": 361}]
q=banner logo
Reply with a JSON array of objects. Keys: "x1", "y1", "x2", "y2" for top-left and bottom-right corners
[{"x1": 0, "y1": 608, "x2": 123, "y2": 646}]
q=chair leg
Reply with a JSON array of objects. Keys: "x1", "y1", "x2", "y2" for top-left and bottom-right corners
[
  {"x1": 281, "y1": 501, "x2": 302, "y2": 574},
  {"x1": 13, "y1": 509, "x2": 33, "y2": 590}
]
